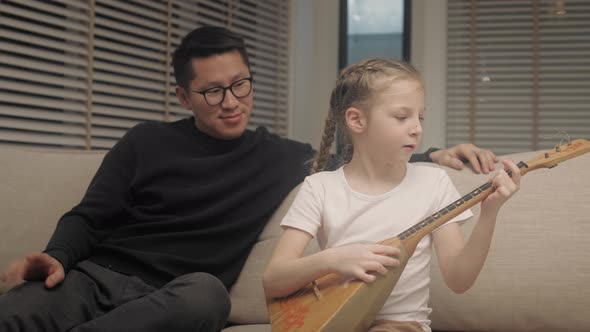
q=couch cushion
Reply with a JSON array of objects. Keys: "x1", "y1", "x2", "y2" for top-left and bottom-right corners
[
  {"x1": 222, "y1": 324, "x2": 271, "y2": 332},
  {"x1": 427, "y1": 150, "x2": 590, "y2": 332},
  {"x1": 0, "y1": 147, "x2": 104, "y2": 293},
  {"x1": 228, "y1": 184, "x2": 321, "y2": 324}
]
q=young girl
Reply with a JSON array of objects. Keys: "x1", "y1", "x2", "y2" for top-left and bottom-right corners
[{"x1": 263, "y1": 58, "x2": 520, "y2": 332}]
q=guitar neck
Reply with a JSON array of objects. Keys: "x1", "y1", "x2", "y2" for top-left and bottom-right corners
[{"x1": 380, "y1": 161, "x2": 529, "y2": 255}]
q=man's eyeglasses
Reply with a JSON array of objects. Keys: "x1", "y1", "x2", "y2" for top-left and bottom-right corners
[{"x1": 191, "y1": 77, "x2": 253, "y2": 106}]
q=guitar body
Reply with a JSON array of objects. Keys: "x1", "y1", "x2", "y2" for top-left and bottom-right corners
[{"x1": 267, "y1": 238, "x2": 410, "y2": 332}]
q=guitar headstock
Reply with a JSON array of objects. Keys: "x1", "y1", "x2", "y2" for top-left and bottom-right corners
[{"x1": 523, "y1": 139, "x2": 590, "y2": 173}]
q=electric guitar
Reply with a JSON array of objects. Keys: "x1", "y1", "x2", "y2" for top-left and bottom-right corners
[{"x1": 266, "y1": 138, "x2": 590, "y2": 332}]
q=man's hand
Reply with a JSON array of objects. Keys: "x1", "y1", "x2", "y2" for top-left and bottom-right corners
[
  {"x1": 0, "y1": 252, "x2": 65, "y2": 289},
  {"x1": 429, "y1": 143, "x2": 498, "y2": 174}
]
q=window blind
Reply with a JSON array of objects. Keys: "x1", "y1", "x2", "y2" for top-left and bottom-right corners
[
  {"x1": 447, "y1": 0, "x2": 590, "y2": 155},
  {"x1": 0, "y1": 0, "x2": 291, "y2": 149}
]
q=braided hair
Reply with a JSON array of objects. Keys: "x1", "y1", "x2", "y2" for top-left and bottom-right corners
[{"x1": 310, "y1": 58, "x2": 422, "y2": 174}]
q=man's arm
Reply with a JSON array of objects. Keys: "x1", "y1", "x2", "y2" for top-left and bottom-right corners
[
  {"x1": 317, "y1": 143, "x2": 497, "y2": 174},
  {"x1": 2, "y1": 128, "x2": 138, "y2": 288},
  {"x1": 44, "y1": 131, "x2": 137, "y2": 273},
  {"x1": 409, "y1": 147, "x2": 440, "y2": 163}
]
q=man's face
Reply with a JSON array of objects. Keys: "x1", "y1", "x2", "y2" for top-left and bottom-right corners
[{"x1": 177, "y1": 50, "x2": 253, "y2": 140}]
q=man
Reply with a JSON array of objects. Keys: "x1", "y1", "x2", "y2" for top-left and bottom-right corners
[{"x1": 0, "y1": 26, "x2": 496, "y2": 331}]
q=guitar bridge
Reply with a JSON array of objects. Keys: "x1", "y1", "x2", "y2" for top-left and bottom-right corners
[{"x1": 312, "y1": 280, "x2": 321, "y2": 299}]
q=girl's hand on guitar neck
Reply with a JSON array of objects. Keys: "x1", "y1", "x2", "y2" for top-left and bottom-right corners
[
  {"x1": 434, "y1": 159, "x2": 521, "y2": 293},
  {"x1": 480, "y1": 160, "x2": 521, "y2": 215},
  {"x1": 325, "y1": 244, "x2": 400, "y2": 283}
]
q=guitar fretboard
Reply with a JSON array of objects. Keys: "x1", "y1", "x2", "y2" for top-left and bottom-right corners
[{"x1": 398, "y1": 161, "x2": 528, "y2": 241}]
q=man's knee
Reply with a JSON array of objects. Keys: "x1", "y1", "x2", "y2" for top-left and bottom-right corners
[
  {"x1": 0, "y1": 281, "x2": 51, "y2": 313},
  {"x1": 0, "y1": 271, "x2": 97, "y2": 332},
  {"x1": 0, "y1": 282, "x2": 60, "y2": 331},
  {"x1": 164, "y1": 272, "x2": 231, "y2": 330}
]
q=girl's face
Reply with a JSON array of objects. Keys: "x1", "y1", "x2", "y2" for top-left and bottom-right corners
[{"x1": 362, "y1": 78, "x2": 425, "y2": 163}]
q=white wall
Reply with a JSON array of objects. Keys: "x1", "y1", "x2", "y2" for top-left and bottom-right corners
[
  {"x1": 411, "y1": 0, "x2": 448, "y2": 150},
  {"x1": 289, "y1": 0, "x2": 448, "y2": 150},
  {"x1": 289, "y1": 0, "x2": 340, "y2": 148}
]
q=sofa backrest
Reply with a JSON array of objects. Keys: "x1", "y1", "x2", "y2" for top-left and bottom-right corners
[
  {"x1": 428, "y1": 150, "x2": 590, "y2": 331},
  {"x1": 229, "y1": 149, "x2": 590, "y2": 332},
  {"x1": 0, "y1": 147, "x2": 105, "y2": 292},
  {"x1": 3, "y1": 145, "x2": 589, "y2": 332}
]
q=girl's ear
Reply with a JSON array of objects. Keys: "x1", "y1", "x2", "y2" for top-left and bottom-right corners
[
  {"x1": 345, "y1": 107, "x2": 366, "y2": 134},
  {"x1": 176, "y1": 85, "x2": 192, "y2": 110}
]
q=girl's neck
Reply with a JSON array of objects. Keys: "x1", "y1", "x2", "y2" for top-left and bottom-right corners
[{"x1": 343, "y1": 152, "x2": 407, "y2": 196}]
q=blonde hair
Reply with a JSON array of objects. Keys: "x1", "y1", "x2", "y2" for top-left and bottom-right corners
[{"x1": 311, "y1": 58, "x2": 422, "y2": 174}]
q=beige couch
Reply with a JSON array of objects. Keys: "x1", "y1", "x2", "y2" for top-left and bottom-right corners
[{"x1": 1, "y1": 146, "x2": 589, "y2": 332}]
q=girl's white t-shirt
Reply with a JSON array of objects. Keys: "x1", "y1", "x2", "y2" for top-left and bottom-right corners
[{"x1": 281, "y1": 164, "x2": 473, "y2": 331}]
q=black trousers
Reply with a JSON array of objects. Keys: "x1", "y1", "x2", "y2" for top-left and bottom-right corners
[{"x1": 0, "y1": 260, "x2": 230, "y2": 332}]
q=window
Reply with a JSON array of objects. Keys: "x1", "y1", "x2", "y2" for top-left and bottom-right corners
[
  {"x1": 447, "y1": 0, "x2": 590, "y2": 154},
  {"x1": 0, "y1": 0, "x2": 290, "y2": 149},
  {"x1": 340, "y1": 0, "x2": 411, "y2": 68}
]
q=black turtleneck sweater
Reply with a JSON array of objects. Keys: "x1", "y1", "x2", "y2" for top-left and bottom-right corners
[
  {"x1": 45, "y1": 118, "x2": 436, "y2": 289},
  {"x1": 45, "y1": 118, "x2": 314, "y2": 289}
]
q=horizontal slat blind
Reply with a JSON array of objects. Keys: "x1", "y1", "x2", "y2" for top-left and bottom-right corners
[
  {"x1": 0, "y1": 0, "x2": 291, "y2": 149},
  {"x1": 447, "y1": 0, "x2": 590, "y2": 155},
  {"x1": 91, "y1": 0, "x2": 168, "y2": 148},
  {"x1": 0, "y1": 0, "x2": 91, "y2": 148},
  {"x1": 233, "y1": 0, "x2": 289, "y2": 135}
]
